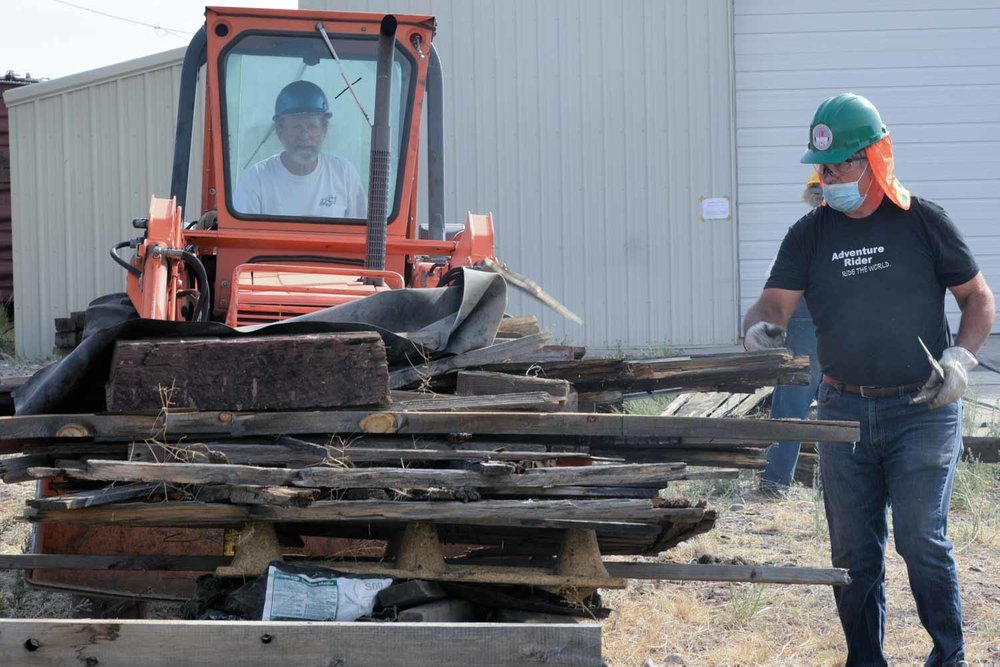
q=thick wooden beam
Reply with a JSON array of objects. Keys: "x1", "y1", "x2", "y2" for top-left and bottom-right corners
[
  {"x1": 0, "y1": 410, "x2": 859, "y2": 444},
  {"x1": 604, "y1": 561, "x2": 851, "y2": 586},
  {"x1": 106, "y1": 333, "x2": 391, "y2": 412},
  {"x1": 0, "y1": 619, "x2": 602, "y2": 667},
  {"x1": 25, "y1": 499, "x2": 702, "y2": 527}
]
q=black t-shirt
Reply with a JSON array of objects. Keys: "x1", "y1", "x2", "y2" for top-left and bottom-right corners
[{"x1": 765, "y1": 196, "x2": 979, "y2": 387}]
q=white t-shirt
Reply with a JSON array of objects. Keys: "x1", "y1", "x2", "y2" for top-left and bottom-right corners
[{"x1": 233, "y1": 153, "x2": 368, "y2": 219}]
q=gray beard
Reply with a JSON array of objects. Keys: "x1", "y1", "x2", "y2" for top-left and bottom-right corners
[{"x1": 285, "y1": 147, "x2": 319, "y2": 168}]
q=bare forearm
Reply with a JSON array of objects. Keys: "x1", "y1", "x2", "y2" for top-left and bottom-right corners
[{"x1": 954, "y1": 290, "x2": 996, "y2": 353}]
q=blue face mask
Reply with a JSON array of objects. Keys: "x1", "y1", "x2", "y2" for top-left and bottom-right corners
[{"x1": 823, "y1": 163, "x2": 871, "y2": 213}]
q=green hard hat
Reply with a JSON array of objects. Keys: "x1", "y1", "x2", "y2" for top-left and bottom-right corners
[{"x1": 800, "y1": 93, "x2": 888, "y2": 164}]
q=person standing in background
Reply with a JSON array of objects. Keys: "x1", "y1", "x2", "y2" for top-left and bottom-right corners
[{"x1": 757, "y1": 172, "x2": 824, "y2": 495}]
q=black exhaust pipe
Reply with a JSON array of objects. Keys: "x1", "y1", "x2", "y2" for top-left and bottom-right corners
[{"x1": 364, "y1": 15, "x2": 397, "y2": 285}]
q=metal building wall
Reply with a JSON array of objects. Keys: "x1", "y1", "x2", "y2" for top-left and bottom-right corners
[
  {"x1": 4, "y1": 49, "x2": 201, "y2": 359},
  {"x1": 735, "y1": 0, "x2": 1000, "y2": 332},
  {"x1": 304, "y1": 0, "x2": 739, "y2": 352}
]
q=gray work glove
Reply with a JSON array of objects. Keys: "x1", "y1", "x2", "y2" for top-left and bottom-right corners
[
  {"x1": 744, "y1": 321, "x2": 786, "y2": 352},
  {"x1": 911, "y1": 346, "x2": 978, "y2": 410}
]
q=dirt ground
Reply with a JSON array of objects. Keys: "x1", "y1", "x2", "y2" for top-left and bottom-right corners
[{"x1": 600, "y1": 463, "x2": 1000, "y2": 666}]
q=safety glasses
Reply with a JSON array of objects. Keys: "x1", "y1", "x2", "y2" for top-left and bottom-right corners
[{"x1": 814, "y1": 156, "x2": 867, "y2": 181}]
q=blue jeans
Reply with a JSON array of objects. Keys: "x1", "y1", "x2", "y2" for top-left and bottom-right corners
[
  {"x1": 761, "y1": 316, "x2": 821, "y2": 490},
  {"x1": 817, "y1": 381, "x2": 965, "y2": 666}
]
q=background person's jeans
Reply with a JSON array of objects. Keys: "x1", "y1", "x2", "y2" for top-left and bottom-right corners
[
  {"x1": 761, "y1": 315, "x2": 821, "y2": 490},
  {"x1": 817, "y1": 382, "x2": 965, "y2": 666}
]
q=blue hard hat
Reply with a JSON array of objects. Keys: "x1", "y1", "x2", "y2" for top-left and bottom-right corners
[{"x1": 273, "y1": 80, "x2": 331, "y2": 120}]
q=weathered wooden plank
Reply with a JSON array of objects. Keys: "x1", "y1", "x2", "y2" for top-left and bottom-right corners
[
  {"x1": 709, "y1": 393, "x2": 753, "y2": 418},
  {"x1": 106, "y1": 333, "x2": 391, "y2": 412},
  {"x1": 659, "y1": 393, "x2": 693, "y2": 416},
  {"x1": 456, "y1": 371, "x2": 572, "y2": 401},
  {"x1": 481, "y1": 486, "x2": 662, "y2": 499},
  {"x1": 728, "y1": 387, "x2": 774, "y2": 418},
  {"x1": 392, "y1": 391, "x2": 564, "y2": 412},
  {"x1": 25, "y1": 499, "x2": 702, "y2": 527},
  {"x1": 27, "y1": 483, "x2": 162, "y2": 510},
  {"x1": 962, "y1": 436, "x2": 1000, "y2": 463},
  {"x1": 0, "y1": 453, "x2": 51, "y2": 483},
  {"x1": 357, "y1": 412, "x2": 858, "y2": 443},
  {"x1": 495, "y1": 315, "x2": 541, "y2": 338},
  {"x1": 53, "y1": 317, "x2": 77, "y2": 333},
  {"x1": 0, "y1": 619, "x2": 602, "y2": 667},
  {"x1": 604, "y1": 562, "x2": 851, "y2": 586},
  {"x1": 671, "y1": 392, "x2": 731, "y2": 418},
  {"x1": 53, "y1": 331, "x2": 77, "y2": 348},
  {"x1": 124, "y1": 442, "x2": 592, "y2": 464},
  {"x1": 0, "y1": 554, "x2": 229, "y2": 571},
  {"x1": 0, "y1": 410, "x2": 859, "y2": 445},
  {"x1": 588, "y1": 447, "x2": 766, "y2": 469},
  {"x1": 32, "y1": 460, "x2": 691, "y2": 492},
  {"x1": 312, "y1": 560, "x2": 626, "y2": 590},
  {"x1": 127, "y1": 442, "x2": 599, "y2": 466},
  {"x1": 0, "y1": 375, "x2": 31, "y2": 393},
  {"x1": 226, "y1": 485, "x2": 319, "y2": 507},
  {"x1": 485, "y1": 349, "x2": 809, "y2": 397},
  {"x1": 389, "y1": 333, "x2": 550, "y2": 388}
]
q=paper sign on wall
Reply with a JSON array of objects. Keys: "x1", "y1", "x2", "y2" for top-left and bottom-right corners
[{"x1": 700, "y1": 196, "x2": 731, "y2": 221}]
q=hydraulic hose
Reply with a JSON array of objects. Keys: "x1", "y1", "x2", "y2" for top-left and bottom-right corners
[
  {"x1": 159, "y1": 248, "x2": 212, "y2": 322},
  {"x1": 110, "y1": 241, "x2": 142, "y2": 278}
]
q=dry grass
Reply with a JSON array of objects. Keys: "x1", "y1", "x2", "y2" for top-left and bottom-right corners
[{"x1": 601, "y1": 466, "x2": 1000, "y2": 666}]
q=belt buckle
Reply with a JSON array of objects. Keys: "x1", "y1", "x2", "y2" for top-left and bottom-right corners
[{"x1": 859, "y1": 385, "x2": 879, "y2": 399}]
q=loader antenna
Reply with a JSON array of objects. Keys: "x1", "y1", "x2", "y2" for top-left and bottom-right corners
[{"x1": 364, "y1": 15, "x2": 397, "y2": 286}]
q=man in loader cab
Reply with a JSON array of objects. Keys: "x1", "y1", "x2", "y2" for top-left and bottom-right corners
[
  {"x1": 742, "y1": 93, "x2": 994, "y2": 666},
  {"x1": 233, "y1": 80, "x2": 368, "y2": 219}
]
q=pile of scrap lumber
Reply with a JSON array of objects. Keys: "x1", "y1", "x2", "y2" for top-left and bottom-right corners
[{"x1": 0, "y1": 327, "x2": 856, "y2": 619}]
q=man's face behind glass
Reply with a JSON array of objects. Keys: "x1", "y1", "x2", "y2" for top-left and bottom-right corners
[{"x1": 276, "y1": 113, "x2": 328, "y2": 167}]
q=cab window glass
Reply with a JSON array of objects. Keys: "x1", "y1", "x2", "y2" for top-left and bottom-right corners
[{"x1": 223, "y1": 32, "x2": 411, "y2": 220}]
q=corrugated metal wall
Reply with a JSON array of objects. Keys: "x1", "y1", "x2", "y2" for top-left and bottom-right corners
[
  {"x1": 304, "y1": 0, "x2": 739, "y2": 352},
  {"x1": 735, "y1": 0, "x2": 1000, "y2": 331},
  {"x1": 4, "y1": 49, "x2": 201, "y2": 359}
]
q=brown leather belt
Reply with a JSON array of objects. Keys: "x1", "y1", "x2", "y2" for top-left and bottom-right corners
[{"x1": 822, "y1": 374, "x2": 924, "y2": 399}]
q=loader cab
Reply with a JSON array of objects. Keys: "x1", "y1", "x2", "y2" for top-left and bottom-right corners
[
  {"x1": 173, "y1": 7, "x2": 439, "y2": 322},
  {"x1": 221, "y1": 31, "x2": 413, "y2": 222}
]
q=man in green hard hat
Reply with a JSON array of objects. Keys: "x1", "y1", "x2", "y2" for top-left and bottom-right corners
[{"x1": 742, "y1": 93, "x2": 995, "y2": 666}]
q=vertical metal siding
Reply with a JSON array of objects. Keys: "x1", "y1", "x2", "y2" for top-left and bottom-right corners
[
  {"x1": 305, "y1": 0, "x2": 739, "y2": 352},
  {"x1": 5, "y1": 49, "x2": 204, "y2": 359},
  {"x1": 735, "y1": 0, "x2": 1000, "y2": 331}
]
